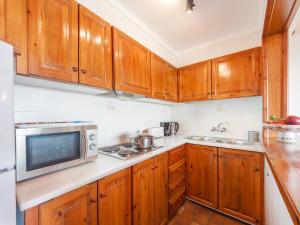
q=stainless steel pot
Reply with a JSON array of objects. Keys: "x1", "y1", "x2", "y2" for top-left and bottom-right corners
[{"x1": 132, "y1": 133, "x2": 154, "y2": 149}]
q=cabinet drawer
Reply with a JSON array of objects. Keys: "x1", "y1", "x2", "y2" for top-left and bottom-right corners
[
  {"x1": 169, "y1": 186, "x2": 185, "y2": 218},
  {"x1": 169, "y1": 145, "x2": 186, "y2": 166},
  {"x1": 169, "y1": 159, "x2": 186, "y2": 185},
  {"x1": 169, "y1": 176, "x2": 185, "y2": 199}
]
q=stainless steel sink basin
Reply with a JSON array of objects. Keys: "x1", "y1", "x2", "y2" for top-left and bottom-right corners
[
  {"x1": 186, "y1": 136, "x2": 254, "y2": 146},
  {"x1": 185, "y1": 136, "x2": 216, "y2": 142}
]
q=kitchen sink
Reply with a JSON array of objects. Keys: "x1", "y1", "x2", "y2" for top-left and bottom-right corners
[
  {"x1": 186, "y1": 136, "x2": 254, "y2": 146},
  {"x1": 186, "y1": 136, "x2": 216, "y2": 142}
]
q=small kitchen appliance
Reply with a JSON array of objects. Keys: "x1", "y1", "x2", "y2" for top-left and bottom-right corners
[
  {"x1": 160, "y1": 122, "x2": 179, "y2": 136},
  {"x1": 142, "y1": 127, "x2": 164, "y2": 139},
  {"x1": 15, "y1": 121, "x2": 98, "y2": 181}
]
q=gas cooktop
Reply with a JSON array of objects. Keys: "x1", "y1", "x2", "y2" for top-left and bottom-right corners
[{"x1": 98, "y1": 143, "x2": 163, "y2": 160}]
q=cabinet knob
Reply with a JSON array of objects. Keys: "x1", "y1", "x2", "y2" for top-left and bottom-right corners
[
  {"x1": 100, "y1": 193, "x2": 107, "y2": 198},
  {"x1": 81, "y1": 69, "x2": 87, "y2": 74},
  {"x1": 90, "y1": 198, "x2": 97, "y2": 203},
  {"x1": 72, "y1": 67, "x2": 78, "y2": 72}
]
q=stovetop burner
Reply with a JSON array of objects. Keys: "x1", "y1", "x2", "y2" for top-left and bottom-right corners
[
  {"x1": 98, "y1": 144, "x2": 163, "y2": 160},
  {"x1": 118, "y1": 149, "x2": 136, "y2": 157},
  {"x1": 100, "y1": 146, "x2": 120, "y2": 153},
  {"x1": 119, "y1": 143, "x2": 133, "y2": 148}
]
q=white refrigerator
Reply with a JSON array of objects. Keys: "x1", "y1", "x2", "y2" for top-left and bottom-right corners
[{"x1": 0, "y1": 41, "x2": 16, "y2": 225}]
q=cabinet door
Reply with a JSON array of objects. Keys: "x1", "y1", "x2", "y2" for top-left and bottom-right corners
[
  {"x1": 27, "y1": 0, "x2": 79, "y2": 82},
  {"x1": 178, "y1": 61, "x2": 212, "y2": 102},
  {"x1": 113, "y1": 28, "x2": 151, "y2": 96},
  {"x1": 218, "y1": 148, "x2": 262, "y2": 224},
  {"x1": 212, "y1": 48, "x2": 261, "y2": 99},
  {"x1": 187, "y1": 144, "x2": 218, "y2": 208},
  {"x1": 133, "y1": 158, "x2": 155, "y2": 225},
  {"x1": 0, "y1": 0, "x2": 27, "y2": 74},
  {"x1": 151, "y1": 53, "x2": 168, "y2": 100},
  {"x1": 98, "y1": 168, "x2": 131, "y2": 225},
  {"x1": 166, "y1": 65, "x2": 178, "y2": 102},
  {"x1": 264, "y1": 159, "x2": 294, "y2": 225},
  {"x1": 153, "y1": 153, "x2": 168, "y2": 225},
  {"x1": 79, "y1": 6, "x2": 112, "y2": 89},
  {"x1": 39, "y1": 182, "x2": 97, "y2": 225}
]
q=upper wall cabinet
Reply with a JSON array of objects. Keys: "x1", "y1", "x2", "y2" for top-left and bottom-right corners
[
  {"x1": 79, "y1": 5, "x2": 112, "y2": 89},
  {"x1": 151, "y1": 53, "x2": 168, "y2": 100},
  {"x1": 151, "y1": 53, "x2": 178, "y2": 102},
  {"x1": 27, "y1": 0, "x2": 79, "y2": 82},
  {"x1": 166, "y1": 65, "x2": 178, "y2": 102},
  {"x1": 178, "y1": 61, "x2": 212, "y2": 102},
  {"x1": 0, "y1": 0, "x2": 27, "y2": 74},
  {"x1": 212, "y1": 48, "x2": 261, "y2": 99},
  {"x1": 113, "y1": 27, "x2": 152, "y2": 97}
]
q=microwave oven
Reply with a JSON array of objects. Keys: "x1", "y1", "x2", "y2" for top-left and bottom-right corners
[{"x1": 15, "y1": 122, "x2": 98, "y2": 181}]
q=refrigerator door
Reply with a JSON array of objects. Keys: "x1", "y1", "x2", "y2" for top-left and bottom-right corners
[
  {"x1": 0, "y1": 41, "x2": 15, "y2": 169},
  {"x1": 0, "y1": 170, "x2": 16, "y2": 225}
]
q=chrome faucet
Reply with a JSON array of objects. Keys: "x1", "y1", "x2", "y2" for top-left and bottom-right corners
[{"x1": 211, "y1": 122, "x2": 229, "y2": 133}]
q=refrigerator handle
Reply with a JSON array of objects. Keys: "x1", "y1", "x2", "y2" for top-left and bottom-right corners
[{"x1": 0, "y1": 166, "x2": 15, "y2": 174}]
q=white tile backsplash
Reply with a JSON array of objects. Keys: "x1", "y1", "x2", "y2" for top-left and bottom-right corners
[
  {"x1": 170, "y1": 97, "x2": 262, "y2": 140},
  {"x1": 14, "y1": 85, "x2": 262, "y2": 146},
  {"x1": 14, "y1": 85, "x2": 171, "y2": 147}
]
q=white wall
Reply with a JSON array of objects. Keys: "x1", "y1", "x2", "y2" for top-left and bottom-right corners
[
  {"x1": 14, "y1": 85, "x2": 171, "y2": 147},
  {"x1": 288, "y1": 7, "x2": 300, "y2": 115},
  {"x1": 170, "y1": 97, "x2": 262, "y2": 140}
]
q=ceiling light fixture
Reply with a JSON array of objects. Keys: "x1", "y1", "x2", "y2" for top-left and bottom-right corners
[{"x1": 186, "y1": 0, "x2": 195, "y2": 14}]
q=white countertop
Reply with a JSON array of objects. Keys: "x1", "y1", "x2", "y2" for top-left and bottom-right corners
[{"x1": 16, "y1": 135, "x2": 264, "y2": 211}]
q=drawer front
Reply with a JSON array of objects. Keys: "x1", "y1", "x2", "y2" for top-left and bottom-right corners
[
  {"x1": 169, "y1": 176, "x2": 185, "y2": 199},
  {"x1": 169, "y1": 159, "x2": 186, "y2": 185},
  {"x1": 169, "y1": 145, "x2": 186, "y2": 166},
  {"x1": 169, "y1": 187, "x2": 185, "y2": 218}
]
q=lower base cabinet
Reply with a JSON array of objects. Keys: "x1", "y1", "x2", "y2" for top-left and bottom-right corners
[
  {"x1": 264, "y1": 159, "x2": 294, "y2": 225},
  {"x1": 187, "y1": 145, "x2": 218, "y2": 209},
  {"x1": 187, "y1": 144, "x2": 263, "y2": 225},
  {"x1": 39, "y1": 182, "x2": 97, "y2": 225},
  {"x1": 133, "y1": 153, "x2": 168, "y2": 225},
  {"x1": 168, "y1": 145, "x2": 186, "y2": 219},
  {"x1": 98, "y1": 168, "x2": 131, "y2": 225},
  {"x1": 218, "y1": 148, "x2": 263, "y2": 225}
]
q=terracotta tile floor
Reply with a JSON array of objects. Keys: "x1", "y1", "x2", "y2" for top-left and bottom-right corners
[{"x1": 168, "y1": 201, "x2": 248, "y2": 225}]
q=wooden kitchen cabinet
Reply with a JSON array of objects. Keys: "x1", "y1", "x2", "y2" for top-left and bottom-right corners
[
  {"x1": 168, "y1": 145, "x2": 186, "y2": 219},
  {"x1": 133, "y1": 153, "x2": 168, "y2": 225},
  {"x1": 151, "y1": 53, "x2": 178, "y2": 102},
  {"x1": 166, "y1": 65, "x2": 178, "y2": 102},
  {"x1": 187, "y1": 144, "x2": 218, "y2": 209},
  {"x1": 79, "y1": 5, "x2": 112, "y2": 89},
  {"x1": 98, "y1": 168, "x2": 131, "y2": 225},
  {"x1": 0, "y1": 0, "x2": 27, "y2": 74},
  {"x1": 178, "y1": 61, "x2": 212, "y2": 102},
  {"x1": 27, "y1": 0, "x2": 79, "y2": 83},
  {"x1": 153, "y1": 153, "x2": 169, "y2": 225},
  {"x1": 133, "y1": 158, "x2": 155, "y2": 225},
  {"x1": 212, "y1": 48, "x2": 261, "y2": 99},
  {"x1": 113, "y1": 27, "x2": 152, "y2": 97},
  {"x1": 151, "y1": 53, "x2": 169, "y2": 100},
  {"x1": 39, "y1": 182, "x2": 97, "y2": 225},
  {"x1": 218, "y1": 148, "x2": 262, "y2": 224}
]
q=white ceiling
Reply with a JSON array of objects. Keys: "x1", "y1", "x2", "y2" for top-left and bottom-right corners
[{"x1": 107, "y1": 0, "x2": 266, "y2": 55}]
